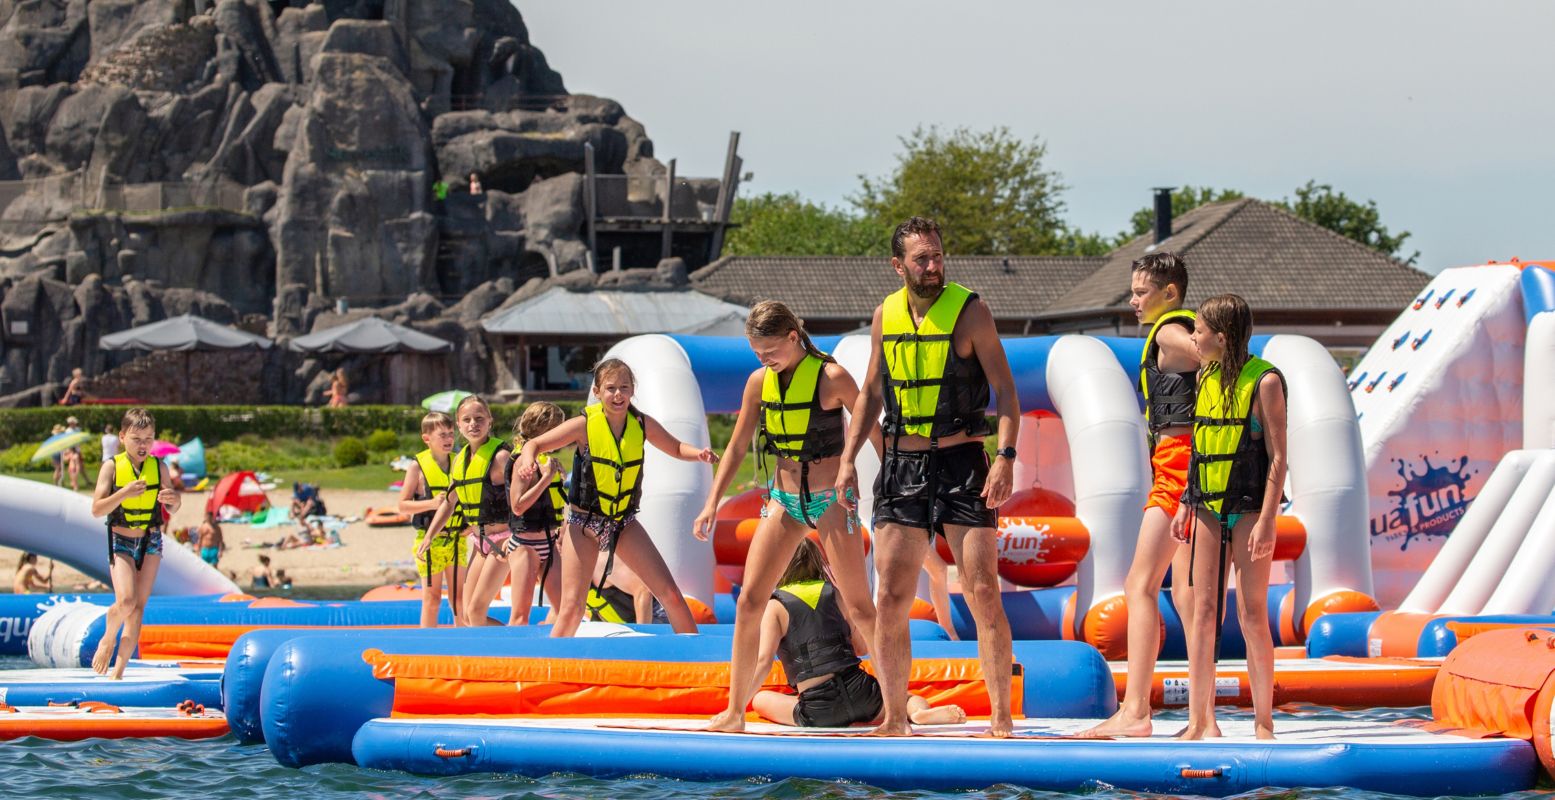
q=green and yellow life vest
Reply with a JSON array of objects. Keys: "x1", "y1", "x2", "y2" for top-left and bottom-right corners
[
  {"x1": 1140, "y1": 309, "x2": 1198, "y2": 432},
  {"x1": 760, "y1": 354, "x2": 844, "y2": 462},
  {"x1": 1186, "y1": 356, "x2": 1285, "y2": 520},
  {"x1": 570, "y1": 404, "x2": 645, "y2": 520},
  {"x1": 585, "y1": 584, "x2": 632, "y2": 623},
  {"x1": 411, "y1": 449, "x2": 460, "y2": 533},
  {"x1": 515, "y1": 452, "x2": 567, "y2": 531},
  {"x1": 772, "y1": 579, "x2": 858, "y2": 685},
  {"x1": 879, "y1": 282, "x2": 991, "y2": 440},
  {"x1": 450, "y1": 437, "x2": 511, "y2": 527},
  {"x1": 108, "y1": 452, "x2": 163, "y2": 532}
]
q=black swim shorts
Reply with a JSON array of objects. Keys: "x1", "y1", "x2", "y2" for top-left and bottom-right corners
[
  {"x1": 793, "y1": 664, "x2": 884, "y2": 728},
  {"x1": 872, "y1": 441, "x2": 998, "y2": 536}
]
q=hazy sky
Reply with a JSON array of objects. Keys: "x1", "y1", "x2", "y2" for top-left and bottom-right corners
[{"x1": 522, "y1": 2, "x2": 1555, "y2": 273}]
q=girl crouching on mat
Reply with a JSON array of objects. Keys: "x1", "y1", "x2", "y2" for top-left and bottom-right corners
[
  {"x1": 419, "y1": 395, "x2": 511, "y2": 626},
  {"x1": 693, "y1": 300, "x2": 879, "y2": 732},
  {"x1": 399, "y1": 411, "x2": 467, "y2": 627},
  {"x1": 504, "y1": 402, "x2": 569, "y2": 626},
  {"x1": 747, "y1": 539, "x2": 965, "y2": 728},
  {"x1": 1172, "y1": 293, "x2": 1287, "y2": 740},
  {"x1": 514, "y1": 358, "x2": 717, "y2": 637},
  {"x1": 90, "y1": 408, "x2": 181, "y2": 679}
]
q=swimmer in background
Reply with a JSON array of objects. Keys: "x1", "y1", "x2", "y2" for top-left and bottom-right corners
[
  {"x1": 514, "y1": 358, "x2": 717, "y2": 637},
  {"x1": 13, "y1": 553, "x2": 52, "y2": 594},
  {"x1": 694, "y1": 300, "x2": 879, "y2": 732},
  {"x1": 744, "y1": 539, "x2": 967, "y2": 729}
]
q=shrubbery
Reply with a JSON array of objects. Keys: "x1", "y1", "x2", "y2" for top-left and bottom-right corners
[
  {"x1": 365, "y1": 429, "x2": 399, "y2": 452},
  {"x1": 333, "y1": 436, "x2": 368, "y2": 467}
]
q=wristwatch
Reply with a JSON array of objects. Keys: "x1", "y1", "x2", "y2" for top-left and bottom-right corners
[{"x1": 995, "y1": 446, "x2": 1017, "y2": 460}]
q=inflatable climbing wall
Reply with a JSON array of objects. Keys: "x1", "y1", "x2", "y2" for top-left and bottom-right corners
[{"x1": 1347, "y1": 265, "x2": 1527, "y2": 605}]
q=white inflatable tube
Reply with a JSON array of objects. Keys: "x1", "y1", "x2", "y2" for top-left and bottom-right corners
[
  {"x1": 1482, "y1": 467, "x2": 1555, "y2": 615},
  {"x1": 832, "y1": 334, "x2": 882, "y2": 528},
  {"x1": 0, "y1": 476, "x2": 237, "y2": 596},
  {"x1": 1045, "y1": 336, "x2": 1151, "y2": 632},
  {"x1": 1397, "y1": 450, "x2": 1541, "y2": 614},
  {"x1": 600, "y1": 334, "x2": 715, "y2": 605},
  {"x1": 1437, "y1": 451, "x2": 1555, "y2": 615},
  {"x1": 1526, "y1": 312, "x2": 1555, "y2": 450},
  {"x1": 1261, "y1": 335, "x2": 1374, "y2": 628}
]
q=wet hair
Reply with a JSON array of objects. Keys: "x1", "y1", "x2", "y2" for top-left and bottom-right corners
[
  {"x1": 1132, "y1": 252, "x2": 1188, "y2": 299},
  {"x1": 592, "y1": 358, "x2": 635, "y2": 388},
  {"x1": 120, "y1": 407, "x2": 155, "y2": 434},
  {"x1": 891, "y1": 216, "x2": 943, "y2": 260},
  {"x1": 420, "y1": 411, "x2": 455, "y2": 434},
  {"x1": 18, "y1": 552, "x2": 37, "y2": 568},
  {"x1": 1197, "y1": 293, "x2": 1254, "y2": 413},
  {"x1": 777, "y1": 537, "x2": 829, "y2": 587},
  {"x1": 514, "y1": 401, "x2": 566, "y2": 444},
  {"x1": 454, "y1": 394, "x2": 491, "y2": 419},
  {"x1": 745, "y1": 301, "x2": 833, "y2": 364}
]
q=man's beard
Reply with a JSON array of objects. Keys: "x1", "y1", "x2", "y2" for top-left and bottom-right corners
[{"x1": 905, "y1": 271, "x2": 944, "y2": 300}]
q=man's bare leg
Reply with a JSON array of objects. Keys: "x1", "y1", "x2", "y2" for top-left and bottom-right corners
[
  {"x1": 945, "y1": 525, "x2": 1013, "y2": 737},
  {"x1": 869, "y1": 522, "x2": 930, "y2": 736}
]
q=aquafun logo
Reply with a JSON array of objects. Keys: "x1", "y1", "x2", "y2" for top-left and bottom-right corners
[{"x1": 1369, "y1": 454, "x2": 1476, "y2": 550}]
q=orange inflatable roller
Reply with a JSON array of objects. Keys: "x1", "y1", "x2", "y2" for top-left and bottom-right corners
[{"x1": 1432, "y1": 627, "x2": 1555, "y2": 778}]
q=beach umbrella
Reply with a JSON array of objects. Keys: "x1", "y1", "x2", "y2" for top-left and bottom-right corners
[
  {"x1": 31, "y1": 430, "x2": 92, "y2": 462},
  {"x1": 290, "y1": 317, "x2": 453, "y2": 353},
  {"x1": 150, "y1": 440, "x2": 181, "y2": 458},
  {"x1": 421, "y1": 390, "x2": 474, "y2": 413}
]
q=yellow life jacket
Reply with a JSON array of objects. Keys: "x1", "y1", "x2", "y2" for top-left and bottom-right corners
[
  {"x1": 585, "y1": 584, "x2": 632, "y2": 623},
  {"x1": 449, "y1": 437, "x2": 511, "y2": 527},
  {"x1": 760, "y1": 354, "x2": 844, "y2": 462},
  {"x1": 1186, "y1": 356, "x2": 1285, "y2": 520},
  {"x1": 1140, "y1": 309, "x2": 1198, "y2": 432},
  {"x1": 515, "y1": 452, "x2": 567, "y2": 531},
  {"x1": 879, "y1": 282, "x2": 991, "y2": 440},
  {"x1": 109, "y1": 452, "x2": 162, "y2": 532},
  {"x1": 570, "y1": 404, "x2": 644, "y2": 520},
  {"x1": 412, "y1": 449, "x2": 460, "y2": 533}
]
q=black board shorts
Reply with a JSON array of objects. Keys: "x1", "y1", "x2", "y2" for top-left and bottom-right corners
[
  {"x1": 872, "y1": 441, "x2": 998, "y2": 537},
  {"x1": 793, "y1": 664, "x2": 884, "y2": 728}
]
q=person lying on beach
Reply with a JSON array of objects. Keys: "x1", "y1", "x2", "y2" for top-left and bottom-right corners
[{"x1": 742, "y1": 538, "x2": 966, "y2": 729}]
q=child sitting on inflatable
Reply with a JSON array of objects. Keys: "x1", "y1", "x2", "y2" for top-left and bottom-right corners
[
  {"x1": 514, "y1": 357, "x2": 717, "y2": 637},
  {"x1": 746, "y1": 538, "x2": 965, "y2": 728},
  {"x1": 503, "y1": 401, "x2": 569, "y2": 626},
  {"x1": 1173, "y1": 293, "x2": 1287, "y2": 740},
  {"x1": 90, "y1": 408, "x2": 181, "y2": 680},
  {"x1": 420, "y1": 396, "x2": 511, "y2": 627}
]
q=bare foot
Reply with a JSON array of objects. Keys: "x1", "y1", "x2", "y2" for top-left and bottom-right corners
[
  {"x1": 706, "y1": 709, "x2": 746, "y2": 733},
  {"x1": 110, "y1": 653, "x2": 129, "y2": 681},
  {"x1": 1177, "y1": 721, "x2": 1224, "y2": 740},
  {"x1": 1074, "y1": 711, "x2": 1154, "y2": 739},
  {"x1": 909, "y1": 704, "x2": 967, "y2": 726},
  {"x1": 869, "y1": 719, "x2": 913, "y2": 736},
  {"x1": 986, "y1": 714, "x2": 1014, "y2": 739},
  {"x1": 1255, "y1": 721, "x2": 1275, "y2": 740},
  {"x1": 90, "y1": 640, "x2": 114, "y2": 675}
]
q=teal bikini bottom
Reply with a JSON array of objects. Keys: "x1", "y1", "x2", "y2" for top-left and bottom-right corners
[{"x1": 764, "y1": 484, "x2": 858, "y2": 532}]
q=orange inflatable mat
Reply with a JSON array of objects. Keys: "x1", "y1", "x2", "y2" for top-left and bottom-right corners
[
  {"x1": 0, "y1": 702, "x2": 228, "y2": 741},
  {"x1": 363, "y1": 650, "x2": 1020, "y2": 720},
  {"x1": 1431, "y1": 627, "x2": 1555, "y2": 778},
  {"x1": 1112, "y1": 656, "x2": 1441, "y2": 708}
]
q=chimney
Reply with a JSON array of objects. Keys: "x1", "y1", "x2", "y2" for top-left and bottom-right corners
[{"x1": 1153, "y1": 187, "x2": 1175, "y2": 244}]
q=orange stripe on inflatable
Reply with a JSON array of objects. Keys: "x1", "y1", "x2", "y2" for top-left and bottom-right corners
[
  {"x1": 1368, "y1": 611, "x2": 1442, "y2": 658},
  {"x1": 248, "y1": 597, "x2": 312, "y2": 609},
  {"x1": 1446, "y1": 620, "x2": 1555, "y2": 643},
  {"x1": 135, "y1": 624, "x2": 416, "y2": 659},
  {"x1": 362, "y1": 651, "x2": 1015, "y2": 719},
  {"x1": 1431, "y1": 627, "x2": 1555, "y2": 778},
  {"x1": 0, "y1": 717, "x2": 228, "y2": 741},
  {"x1": 1111, "y1": 658, "x2": 1438, "y2": 708}
]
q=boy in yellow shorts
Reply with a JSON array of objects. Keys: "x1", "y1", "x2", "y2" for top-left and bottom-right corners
[{"x1": 397, "y1": 411, "x2": 468, "y2": 627}]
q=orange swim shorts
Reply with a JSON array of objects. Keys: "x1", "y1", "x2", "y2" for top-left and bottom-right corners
[{"x1": 1144, "y1": 433, "x2": 1191, "y2": 516}]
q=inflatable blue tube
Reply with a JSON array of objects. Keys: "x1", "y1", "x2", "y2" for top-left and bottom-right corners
[
  {"x1": 0, "y1": 593, "x2": 237, "y2": 655},
  {"x1": 227, "y1": 620, "x2": 947, "y2": 745},
  {"x1": 1521, "y1": 264, "x2": 1555, "y2": 324},
  {"x1": 1416, "y1": 614, "x2": 1555, "y2": 657},
  {"x1": 350, "y1": 717, "x2": 1535, "y2": 795},
  {"x1": 1305, "y1": 611, "x2": 1383, "y2": 657},
  {"x1": 261, "y1": 632, "x2": 1113, "y2": 767},
  {"x1": 0, "y1": 668, "x2": 221, "y2": 708}
]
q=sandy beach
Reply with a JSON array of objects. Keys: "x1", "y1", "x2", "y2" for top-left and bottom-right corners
[{"x1": 1, "y1": 486, "x2": 421, "y2": 595}]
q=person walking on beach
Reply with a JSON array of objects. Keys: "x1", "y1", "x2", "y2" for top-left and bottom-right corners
[
  {"x1": 695, "y1": 300, "x2": 879, "y2": 733},
  {"x1": 400, "y1": 411, "x2": 469, "y2": 627},
  {"x1": 1175, "y1": 293, "x2": 1287, "y2": 740},
  {"x1": 197, "y1": 512, "x2": 224, "y2": 567},
  {"x1": 1078, "y1": 252, "x2": 1201, "y2": 738},
  {"x1": 836, "y1": 216, "x2": 1019, "y2": 737},
  {"x1": 514, "y1": 358, "x2": 717, "y2": 637},
  {"x1": 90, "y1": 408, "x2": 180, "y2": 679}
]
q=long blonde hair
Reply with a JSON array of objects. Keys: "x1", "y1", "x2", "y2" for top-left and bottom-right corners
[
  {"x1": 746, "y1": 301, "x2": 832, "y2": 364},
  {"x1": 1197, "y1": 293, "x2": 1253, "y2": 414},
  {"x1": 777, "y1": 537, "x2": 829, "y2": 587}
]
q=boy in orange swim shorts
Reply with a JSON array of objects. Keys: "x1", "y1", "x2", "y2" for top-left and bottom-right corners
[{"x1": 1078, "y1": 252, "x2": 1200, "y2": 738}]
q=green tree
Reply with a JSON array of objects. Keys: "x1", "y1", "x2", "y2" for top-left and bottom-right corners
[
  {"x1": 1125, "y1": 186, "x2": 1246, "y2": 238},
  {"x1": 722, "y1": 192, "x2": 879, "y2": 257},
  {"x1": 1278, "y1": 181, "x2": 1418, "y2": 265},
  {"x1": 851, "y1": 126, "x2": 1071, "y2": 255}
]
